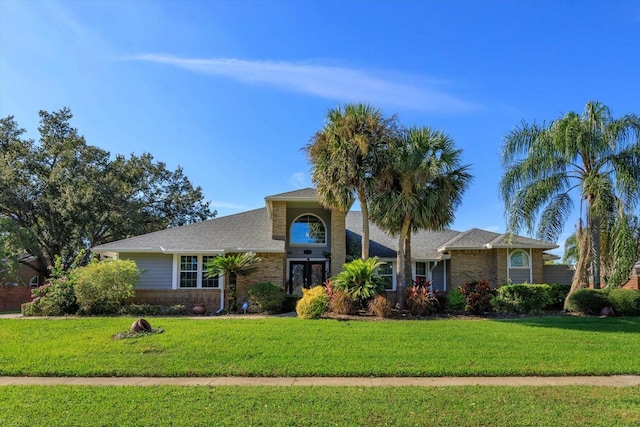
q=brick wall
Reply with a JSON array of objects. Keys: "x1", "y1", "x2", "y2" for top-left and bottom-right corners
[
  {"x1": 271, "y1": 201, "x2": 287, "y2": 240},
  {"x1": 531, "y1": 249, "x2": 544, "y2": 283},
  {"x1": 236, "y1": 252, "x2": 286, "y2": 303},
  {"x1": 449, "y1": 249, "x2": 498, "y2": 288},
  {"x1": 0, "y1": 286, "x2": 33, "y2": 311},
  {"x1": 130, "y1": 289, "x2": 221, "y2": 308}
]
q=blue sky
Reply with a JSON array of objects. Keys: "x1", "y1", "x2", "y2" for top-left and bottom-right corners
[{"x1": 1, "y1": 0, "x2": 639, "y2": 257}]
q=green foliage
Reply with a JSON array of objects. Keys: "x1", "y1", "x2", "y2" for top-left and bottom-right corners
[
  {"x1": 247, "y1": 282, "x2": 285, "y2": 314},
  {"x1": 368, "y1": 294, "x2": 393, "y2": 318},
  {"x1": 73, "y1": 259, "x2": 139, "y2": 315},
  {"x1": 406, "y1": 283, "x2": 440, "y2": 316},
  {"x1": 331, "y1": 258, "x2": 385, "y2": 305},
  {"x1": 607, "y1": 214, "x2": 640, "y2": 288},
  {"x1": 606, "y1": 289, "x2": 640, "y2": 316},
  {"x1": 493, "y1": 284, "x2": 553, "y2": 314},
  {"x1": 295, "y1": 286, "x2": 329, "y2": 319},
  {"x1": 206, "y1": 252, "x2": 261, "y2": 313},
  {"x1": 546, "y1": 283, "x2": 572, "y2": 309},
  {"x1": 0, "y1": 109, "x2": 215, "y2": 277},
  {"x1": 22, "y1": 255, "x2": 79, "y2": 316},
  {"x1": 446, "y1": 288, "x2": 466, "y2": 310},
  {"x1": 119, "y1": 304, "x2": 187, "y2": 316},
  {"x1": 458, "y1": 279, "x2": 495, "y2": 314},
  {"x1": 565, "y1": 289, "x2": 610, "y2": 315}
]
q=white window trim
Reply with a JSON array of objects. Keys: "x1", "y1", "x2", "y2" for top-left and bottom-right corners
[
  {"x1": 172, "y1": 254, "x2": 224, "y2": 290},
  {"x1": 375, "y1": 259, "x2": 396, "y2": 291},
  {"x1": 29, "y1": 276, "x2": 39, "y2": 287},
  {"x1": 508, "y1": 249, "x2": 531, "y2": 269},
  {"x1": 289, "y1": 213, "x2": 328, "y2": 247},
  {"x1": 507, "y1": 249, "x2": 533, "y2": 284}
]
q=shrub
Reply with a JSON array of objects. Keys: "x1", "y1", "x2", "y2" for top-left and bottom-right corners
[
  {"x1": 73, "y1": 259, "x2": 139, "y2": 315},
  {"x1": 368, "y1": 294, "x2": 392, "y2": 318},
  {"x1": 331, "y1": 258, "x2": 385, "y2": 306},
  {"x1": 247, "y1": 282, "x2": 285, "y2": 313},
  {"x1": 328, "y1": 289, "x2": 356, "y2": 315},
  {"x1": 406, "y1": 283, "x2": 440, "y2": 316},
  {"x1": 282, "y1": 294, "x2": 300, "y2": 313},
  {"x1": 546, "y1": 283, "x2": 572, "y2": 309},
  {"x1": 565, "y1": 289, "x2": 609, "y2": 315},
  {"x1": 493, "y1": 284, "x2": 553, "y2": 314},
  {"x1": 459, "y1": 279, "x2": 495, "y2": 314},
  {"x1": 24, "y1": 274, "x2": 79, "y2": 316},
  {"x1": 607, "y1": 289, "x2": 640, "y2": 316},
  {"x1": 295, "y1": 286, "x2": 329, "y2": 319},
  {"x1": 446, "y1": 289, "x2": 466, "y2": 311}
]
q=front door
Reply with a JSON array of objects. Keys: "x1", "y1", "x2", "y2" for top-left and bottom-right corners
[{"x1": 289, "y1": 261, "x2": 326, "y2": 295}]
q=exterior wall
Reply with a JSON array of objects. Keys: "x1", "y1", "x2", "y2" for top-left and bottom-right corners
[
  {"x1": 508, "y1": 269, "x2": 530, "y2": 284},
  {"x1": 271, "y1": 201, "x2": 287, "y2": 240},
  {"x1": 543, "y1": 264, "x2": 575, "y2": 285},
  {"x1": 330, "y1": 210, "x2": 347, "y2": 276},
  {"x1": 119, "y1": 253, "x2": 173, "y2": 289},
  {"x1": 1, "y1": 262, "x2": 44, "y2": 287},
  {"x1": 449, "y1": 249, "x2": 498, "y2": 288},
  {"x1": 0, "y1": 285, "x2": 33, "y2": 311},
  {"x1": 129, "y1": 289, "x2": 221, "y2": 313},
  {"x1": 531, "y1": 249, "x2": 544, "y2": 283},
  {"x1": 496, "y1": 249, "x2": 508, "y2": 285},
  {"x1": 431, "y1": 262, "x2": 446, "y2": 292}
]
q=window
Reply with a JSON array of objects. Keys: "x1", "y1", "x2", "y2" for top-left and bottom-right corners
[
  {"x1": 509, "y1": 250, "x2": 530, "y2": 268},
  {"x1": 290, "y1": 214, "x2": 326, "y2": 245},
  {"x1": 179, "y1": 255, "x2": 220, "y2": 289},
  {"x1": 201, "y1": 255, "x2": 219, "y2": 288},
  {"x1": 29, "y1": 276, "x2": 39, "y2": 287},
  {"x1": 415, "y1": 262, "x2": 427, "y2": 285},
  {"x1": 376, "y1": 262, "x2": 394, "y2": 290}
]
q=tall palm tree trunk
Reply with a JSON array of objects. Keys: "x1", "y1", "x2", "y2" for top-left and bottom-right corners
[
  {"x1": 396, "y1": 215, "x2": 411, "y2": 310},
  {"x1": 358, "y1": 192, "x2": 370, "y2": 260},
  {"x1": 590, "y1": 213, "x2": 602, "y2": 289},
  {"x1": 565, "y1": 224, "x2": 591, "y2": 309}
]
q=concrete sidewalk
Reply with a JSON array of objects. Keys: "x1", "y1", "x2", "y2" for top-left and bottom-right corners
[{"x1": 1, "y1": 376, "x2": 639, "y2": 387}]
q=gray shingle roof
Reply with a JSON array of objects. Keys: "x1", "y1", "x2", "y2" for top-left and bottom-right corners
[
  {"x1": 438, "y1": 228, "x2": 557, "y2": 251},
  {"x1": 92, "y1": 208, "x2": 285, "y2": 254},
  {"x1": 265, "y1": 188, "x2": 318, "y2": 200}
]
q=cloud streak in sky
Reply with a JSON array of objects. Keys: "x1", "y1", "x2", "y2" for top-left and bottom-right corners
[{"x1": 131, "y1": 55, "x2": 479, "y2": 113}]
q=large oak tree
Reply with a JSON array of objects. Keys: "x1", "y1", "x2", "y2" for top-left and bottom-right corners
[{"x1": 0, "y1": 108, "x2": 215, "y2": 278}]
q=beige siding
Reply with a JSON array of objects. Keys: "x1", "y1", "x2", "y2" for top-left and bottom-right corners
[{"x1": 271, "y1": 201, "x2": 287, "y2": 240}]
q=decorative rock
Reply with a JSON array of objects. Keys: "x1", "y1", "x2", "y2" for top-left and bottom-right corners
[
  {"x1": 600, "y1": 306, "x2": 615, "y2": 317},
  {"x1": 130, "y1": 318, "x2": 152, "y2": 332}
]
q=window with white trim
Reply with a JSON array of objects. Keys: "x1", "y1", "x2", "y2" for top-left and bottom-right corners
[
  {"x1": 29, "y1": 276, "x2": 39, "y2": 287},
  {"x1": 415, "y1": 262, "x2": 427, "y2": 285},
  {"x1": 509, "y1": 250, "x2": 530, "y2": 268},
  {"x1": 290, "y1": 214, "x2": 326, "y2": 245},
  {"x1": 179, "y1": 255, "x2": 220, "y2": 288},
  {"x1": 376, "y1": 262, "x2": 394, "y2": 290}
]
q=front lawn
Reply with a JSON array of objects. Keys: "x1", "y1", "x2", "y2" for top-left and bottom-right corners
[
  {"x1": 1, "y1": 316, "x2": 638, "y2": 377},
  {"x1": 1, "y1": 385, "x2": 639, "y2": 426}
]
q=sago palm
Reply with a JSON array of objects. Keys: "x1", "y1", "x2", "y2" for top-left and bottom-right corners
[
  {"x1": 206, "y1": 252, "x2": 261, "y2": 313},
  {"x1": 500, "y1": 101, "x2": 640, "y2": 295}
]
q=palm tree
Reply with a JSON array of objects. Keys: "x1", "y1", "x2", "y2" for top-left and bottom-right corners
[
  {"x1": 500, "y1": 101, "x2": 640, "y2": 297},
  {"x1": 205, "y1": 252, "x2": 261, "y2": 313},
  {"x1": 370, "y1": 127, "x2": 472, "y2": 309},
  {"x1": 562, "y1": 233, "x2": 579, "y2": 265},
  {"x1": 304, "y1": 103, "x2": 397, "y2": 260}
]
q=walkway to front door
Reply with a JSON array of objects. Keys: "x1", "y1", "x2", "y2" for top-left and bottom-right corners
[{"x1": 288, "y1": 260, "x2": 325, "y2": 295}]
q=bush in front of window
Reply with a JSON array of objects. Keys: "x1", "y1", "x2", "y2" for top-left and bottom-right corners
[
  {"x1": 73, "y1": 259, "x2": 139, "y2": 315},
  {"x1": 295, "y1": 286, "x2": 329, "y2": 319},
  {"x1": 247, "y1": 282, "x2": 285, "y2": 314},
  {"x1": 492, "y1": 284, "x2": 553, "y2": 314},
  {"x1": 331, "y1": 258, "x2": 385, "y2": 307},
  {"x1": 458, "y1": 279, "x2": 495, "y2": 314}
]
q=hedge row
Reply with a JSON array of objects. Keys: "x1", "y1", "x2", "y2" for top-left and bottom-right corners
[{"x1": 566, "y1": 288, "x2": 640, "y2": 316}]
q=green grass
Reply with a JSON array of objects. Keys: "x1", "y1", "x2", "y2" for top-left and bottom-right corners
[
  {"x1": 1, "y1": 385, "x2": 638, "y2": 426},
  {"x1": 1, "y1": 316, "x2": 639, "y2": 377}
]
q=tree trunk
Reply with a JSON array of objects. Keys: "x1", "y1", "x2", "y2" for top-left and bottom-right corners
[
  {"x1": 396, "y1": 216, "x2": 411, "y2": 310},
  {"x1": 358, "y1": 192, "x2": 370, "y2": 260},
  {"x1": 228, "y1": 273, "x2": 238, "y2": 313},
  {"x1": 565, "y1": 224, "x2": 591, "y2": 309},
  {"x1": 591, "y1": 213, "x2": 602, "y2": 289}
]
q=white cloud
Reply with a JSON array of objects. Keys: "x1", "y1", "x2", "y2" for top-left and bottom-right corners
[
  {"x1": 288, "y1": 172, "x2": 311, "y2": 189},
  {"x1": 130, "y1": 55, "x2": 480, "y2": 113},
  {"x1": 209, "y1": 200, "x2": 252, "y2": 210}
]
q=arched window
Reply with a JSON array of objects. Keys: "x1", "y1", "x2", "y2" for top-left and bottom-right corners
[
  {"x1": 290, "y1": 214, "x2": 326, "y2": 245},
  {"x1": 509, "y1": 250, "x2": 530, "y2": 268}
]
